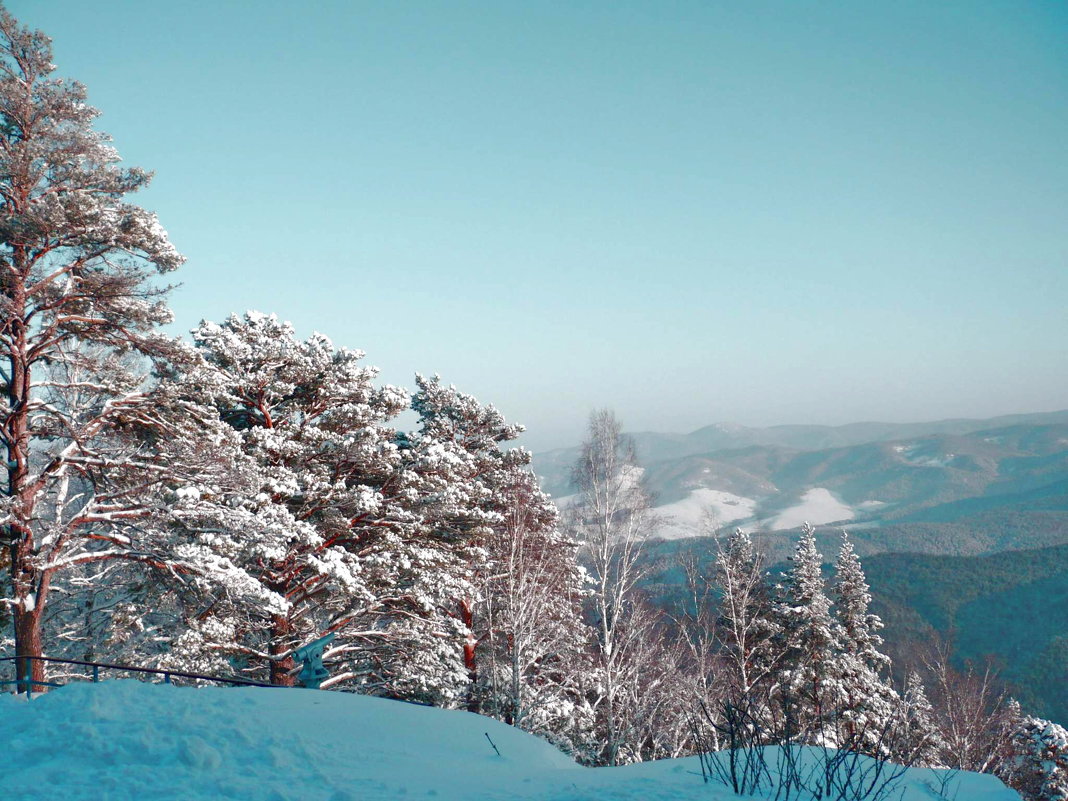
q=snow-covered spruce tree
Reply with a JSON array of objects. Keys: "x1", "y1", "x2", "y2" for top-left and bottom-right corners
[
  {"x1": 0, "y1": 8, "x2": 239, "y2": 688},
  {"x1": 773, "y1": 523, "x2": 843, "y2": 743},
  {"x1": 565, "y1": 409, "x2": 654, "y2": 766},
  {"x1": 473, "y1": 459, "x2": 593, "y2": 751},
  {"x1": 833, "y1": 532, "x2": 888, "y2": 676},
  {"x1": 176, "y1": 312, "x2": 409, "y2": 686},
  {"x1": 831, "y1": 531, "x2": 900, "y2": 753},
  {"x1": 893, "y1": 670, "x2": 946, "y2": 767}
]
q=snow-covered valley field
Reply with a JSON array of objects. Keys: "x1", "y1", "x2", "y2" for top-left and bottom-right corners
[
  {"x1": 1, "y1": 681, "x2": 1021, "y2": 801},
  {"x1": 654, "y1": 486, "x2": 858, "y2": 538}
]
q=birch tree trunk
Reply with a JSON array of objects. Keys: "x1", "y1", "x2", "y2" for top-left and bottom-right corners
[{"x1": 567, "y1": 409, "x2": 652, "y2": 765}]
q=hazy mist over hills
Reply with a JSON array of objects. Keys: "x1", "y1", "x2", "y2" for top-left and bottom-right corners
[
  {"x1": 537, "y1": 409, "x2": 1068, "y2": 493},
  {"x1": 536, "y1": 409, "x2": 1068, "y2": 543}
]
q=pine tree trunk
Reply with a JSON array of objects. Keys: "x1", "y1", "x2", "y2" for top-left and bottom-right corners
[
  {"x1": 269, "y1": 614, "x2": 297, "y2": 686},
  {"x1": 459, "y1": 597, "x2": 479, "y2": 713},
  {"x1": 13, "y1": 603, "x2": 44, "y2": 692},
  {"x1": 6, "y1": 272, "x2": 43, "y2": 692}
]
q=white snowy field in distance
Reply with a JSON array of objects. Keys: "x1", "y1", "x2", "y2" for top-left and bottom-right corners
[
  {"x1": 892, "y1": 444, "x2": 957, "y2": 468},
  {"x1": 554, "y1": 485, "x2": 871, "y2": 539},
  {"x1": 549, "y1": 487, "x2": 758, "y2": 540},
  {"x1": 765, "y1": 487, "x2": 855, "y2": 531},
  {"x1": 655, "y1": 487, "x2": 861, "y2": 538},
  {"x1": 0, "y1": 680, "x2": 1021, "y2": 801},
  {"x1": 653, "y1": 489, "x2": 757, "y2": 539}
]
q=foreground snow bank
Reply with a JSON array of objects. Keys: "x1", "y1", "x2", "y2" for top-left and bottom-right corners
[{"x1": 0, "y1": 681, "x2": 1019, "y2": 801}]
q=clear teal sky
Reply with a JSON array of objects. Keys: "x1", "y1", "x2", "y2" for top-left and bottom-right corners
[{"x1": 10, "y1": 0, "x2": 1067, "y2": 450}]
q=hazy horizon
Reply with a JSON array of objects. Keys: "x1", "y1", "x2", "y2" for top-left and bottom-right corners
[
  {"x1": 10, "y1": 0, "x2": 1066, "y2": 452},
  {"x1": 531, "y1": 404, "x2": 1068, "y2": 454}
]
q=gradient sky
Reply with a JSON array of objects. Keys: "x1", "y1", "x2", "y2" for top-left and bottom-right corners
[{"x1": 9, "y1": 0, "x2": 1067, "y2": 451}]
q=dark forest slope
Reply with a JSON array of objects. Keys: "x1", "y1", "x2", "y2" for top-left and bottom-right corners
[{"x1": 863, "y1": 544, "x2": 1068, "y2": 724}]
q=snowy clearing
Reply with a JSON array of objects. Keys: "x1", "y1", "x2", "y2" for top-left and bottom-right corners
[
  {"x1": 768, "y1": 487, "x2": 854, "y2": 531},
  {"x1": 893, "y1": 444, "x2": 956, "y2": 468},
  {"x1": 0, "y1": 681, "x2": 1020, "y2": 801},
  {"x1": 654, "y1": 489, "x2": 757, "y2": 539}
]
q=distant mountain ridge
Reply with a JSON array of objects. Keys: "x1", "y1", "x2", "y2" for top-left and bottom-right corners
[
  {"x1": 536, "y1": 409, "x2": 1068, "y2": 496},
  {"x1": 536, "y1": 410, "x2": 1068, "y2": 546}
]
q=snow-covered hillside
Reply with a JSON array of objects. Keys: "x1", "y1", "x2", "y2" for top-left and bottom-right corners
[
  {"x1": 635, "y1": 486, "x2": 856, "y2": 539},
  {"x1": 767, "y1": 487, "x2": 855, "y2": 531},
  {"x1": 1, "y1": 681, "x2": 1021, "y2": 801},
  {"x1": 656, "y1": 488, "x2": 757, "y2": 539}
]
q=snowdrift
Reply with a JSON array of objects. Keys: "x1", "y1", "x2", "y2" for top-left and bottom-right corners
[{"x1": 0, "y1": 681, "x2": 1020, "y2": 801}]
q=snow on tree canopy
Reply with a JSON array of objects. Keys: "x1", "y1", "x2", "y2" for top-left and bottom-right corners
[{"x1": 0, "y1": 5, "x2": 257, "y2": 687}]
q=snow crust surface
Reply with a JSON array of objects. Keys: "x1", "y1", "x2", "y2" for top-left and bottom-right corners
[{"x1": 0, "y1": 681, "x2": 1021, "y2": 801}]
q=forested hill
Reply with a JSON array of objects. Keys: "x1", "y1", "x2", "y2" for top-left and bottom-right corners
[
  {"x1": 640, "y1": 539, "x2": 1068, "y2": 727},
  {"x1": 863, "y1": 543, "x2": 1068, "y2": 726}
]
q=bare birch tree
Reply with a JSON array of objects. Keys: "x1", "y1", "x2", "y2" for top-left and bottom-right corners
[
  {"x1": 475, "y1": 462, "x2": 590, "y2": 747},
  {"x1": 924, "y1": 640, "x2": 1018, "y2": 773},
  {"x1": 714, "y1": 528, "x2": 782, "y2": 700},
  {"x1": 566, "y1": 408, "x2": 653, "y2": 765}
]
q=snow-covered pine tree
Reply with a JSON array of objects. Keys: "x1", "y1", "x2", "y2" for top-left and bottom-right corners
[
  {"x1": 831, "y1": 530, "x2": 900, "y2": 753},
  {"x1": 774, "y1": 523, "x2": 843, "y2": 743},
  {"x1": 0, "y1": 8, "x2": 247, "y2": 688},
  {"x1": 388, "y1": 374, "x2": 528, "y2": 705},
  {"x1": 400, "y1": 374, "x2": 597, "y2": 716},
  {"x1": 177, "y1": 312, "x2": 409, "y2": 686},
  {"x1": 29, "y1": 354, "x2": 293, "y2": 678}
]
